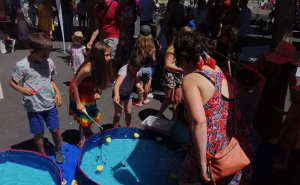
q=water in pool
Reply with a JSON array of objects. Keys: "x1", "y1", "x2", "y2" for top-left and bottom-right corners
[
  {"x1": 0, "y1": 155, "x2": 60, "y2": 185},
  {"x1": 80, "y1": 138, "x2": 183, "y2": 185}
]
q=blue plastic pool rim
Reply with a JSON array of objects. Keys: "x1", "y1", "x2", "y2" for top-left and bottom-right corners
[
  {"x1": 76, "y1": 127, "x2": 184, "y2": 185},
  {"x1": 0, "y1": 149, "x2": 63, "y2": 184}
]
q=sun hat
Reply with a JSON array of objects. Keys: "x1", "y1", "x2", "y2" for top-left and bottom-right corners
[
  {"x1": 71, "y1": 31, "x2": 85, "y2": 40},
  {"x1": 139, "y1": 25, "x2": 151, "y2": 36},
  {"x1": 264, "y1": 41, "x2": 298, "y2": 66}
]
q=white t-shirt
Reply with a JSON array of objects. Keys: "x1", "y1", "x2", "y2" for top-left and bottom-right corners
[
  {"x1": 138, "y1": 0, "x2": 156, "y2": 21},
  {"x1": 114, "y1": 64, "x2": 141, "y2": 96}
]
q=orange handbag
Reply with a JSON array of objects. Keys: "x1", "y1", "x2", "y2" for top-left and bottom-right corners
[{"x1": 206, "y1": 89, "x2": 250, "y2": 183}]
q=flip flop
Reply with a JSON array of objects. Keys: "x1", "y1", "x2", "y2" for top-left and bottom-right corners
[
  {"x1": 132, "y1": 102, "x2": 142, "y2": 107},
  {"x1": 143, "y1": 99, "x2": 151, "y2": 105}
]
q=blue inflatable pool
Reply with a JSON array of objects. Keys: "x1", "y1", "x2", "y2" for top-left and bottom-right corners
[
  {"x1": 0, "y1": 149, "x2": 62, "y2": 184},
  {"x1": 76, "y1": 128, "x2": 185, "y2": 185}
]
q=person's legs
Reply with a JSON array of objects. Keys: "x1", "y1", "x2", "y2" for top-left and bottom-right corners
[
  {"x1": 44, "y1": 107, "x2": 62, "y2": 150},
  {"x1": 142, "y1": 78, "x2": 151, "y2": 103},
  {"x1": 172, "y1": 87, "x2": 182, "y2": 119},
  {"x1": 78, "y1": 17, "x2": 82, "y2": 30},
  {"x1": 34, "y1": 132, "x2": 45, "y2": 153},
  {"x1": 113, "y1": 99, "x2": 123, "y2": 127},
  {"x1": 78, "y1": 124, "x2": 87, "y2": 146},
  {"x1": 63, "y1": 14, "x2": 73, "y2": 40},
  {"x1": 157, "y1": 87, "x2": 173, "y2": 117},
  {"x1": 137, "y1": 80, "x2": 144, "y2": 106},
  {"x1": 27, "y1": 110, "x2": 46, "y2": 153},
  {"x1": 83, "y1": 15, "x2": 86, "y2": 31},
  {"x1": 123, "y1": 98, "x2": 133, "y2": 127}
]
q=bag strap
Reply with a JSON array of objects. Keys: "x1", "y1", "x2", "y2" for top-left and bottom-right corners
[
  {"x1": 233, "y1": 82, "x2": 238, "y2": 136},
  {"x1": 99, "y1": 0, "x2": 114, "y2": 24}
]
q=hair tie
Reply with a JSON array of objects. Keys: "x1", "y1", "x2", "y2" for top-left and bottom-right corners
[{"x1": 197, "y1": 51, "x2": 216, "y2": 70}]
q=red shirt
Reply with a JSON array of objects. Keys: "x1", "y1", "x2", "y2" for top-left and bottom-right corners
[{"x1": 94, "y1": 0, "x2": 122, "y2": 38}]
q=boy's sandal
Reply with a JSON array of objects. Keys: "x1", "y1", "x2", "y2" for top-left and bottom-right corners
[
  {"x1": 77, "y1": 140, "x2": 85, "y2": 148},
  {"x1": 132, "y1": 102, "x2": 142, "y2": 107},
  {"x1": 143, "y1": 99, "x2": 151, "y2": 105}
]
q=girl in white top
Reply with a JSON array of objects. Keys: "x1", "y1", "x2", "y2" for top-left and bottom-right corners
[
  {"x1": 68, "y1": 31, "x2": 86, "y2": 73},
  {"x1": 113, "y1": 53, "x2": 144, "y2": 127}
]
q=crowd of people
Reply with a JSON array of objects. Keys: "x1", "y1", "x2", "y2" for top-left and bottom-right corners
[{"x1": 6, "y1": 0, "x2": 300, "y2": 184}]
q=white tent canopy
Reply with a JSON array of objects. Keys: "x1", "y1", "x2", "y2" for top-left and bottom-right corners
[{"x1": 55, "y1": 0, "x2": 66, "y2": 54}]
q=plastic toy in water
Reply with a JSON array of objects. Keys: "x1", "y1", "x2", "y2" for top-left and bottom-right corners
[
  {"x1": 71, "y1": 180, "x2": 78, "y2": 185},
  {"x1": 96, "y1": 165, "x2": 104, "y2": 172},
  {"x1": 156, "y1": 137, "x2": 162, "y2": 142},
  {"x1": 133, "y1": 133, "x2": 139, "y2": 138},
  {"x1": 106, "y1": 137, "x2": 112, "y2": 143},
  {"x1": 76, "y1": 128, "x2": 184, "y2": 185}
]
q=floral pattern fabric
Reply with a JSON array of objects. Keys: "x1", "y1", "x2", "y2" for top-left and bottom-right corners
[{"x1": 180, "y1": 69, "x2": 253, "y2": 185}]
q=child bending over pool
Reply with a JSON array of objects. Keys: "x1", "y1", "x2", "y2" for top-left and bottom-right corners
[
  {"x1": 69, "y1": 42, "x2": 114, "y2": 148},
  {"x1": 9, "y1": 33, "x2": 65, "y2": 164},
  {"x1": 113, "y1": 52, "x2": 144, "y2": 127}
]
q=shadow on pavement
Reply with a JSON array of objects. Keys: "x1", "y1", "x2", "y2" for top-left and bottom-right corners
[
  {"x1": 61, "y1": 129, "x2": 80, "y2": 144},
  {"x1": 138, "y1": 108, "x2": 159, "y2": 121},
  {"x1": 11, "y1": 138, "x2": 54, "y2": 151}
]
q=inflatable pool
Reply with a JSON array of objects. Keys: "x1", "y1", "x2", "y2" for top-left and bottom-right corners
[
  {"x1": 76, "y1": 128, "x2": 185, "y2": 185},
  {"x1": 0, "y1": 149, "x2": 62, "y2": 185}
]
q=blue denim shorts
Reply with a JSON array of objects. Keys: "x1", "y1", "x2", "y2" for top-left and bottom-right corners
[
  {"x1": 139, "y1": 67, "x2": 152, "y2": 80},
  {"x1": 112, "y1": 91, "x2": 133, "y2": 101},
  {"x1": 27, "y1": 107, "x2": 60, "y2": 134}
]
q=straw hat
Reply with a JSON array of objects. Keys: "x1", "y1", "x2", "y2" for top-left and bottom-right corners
[
  {"x1": 71, "y1": 31, "x2": 85, "y2": 40},
  {"x1": 264, "y1": 41, "x2": 298, "y2": 66}
]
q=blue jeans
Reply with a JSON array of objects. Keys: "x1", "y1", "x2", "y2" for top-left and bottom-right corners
[{"x1": 63, "y1": 14, "x2": 73, "y2": 39}]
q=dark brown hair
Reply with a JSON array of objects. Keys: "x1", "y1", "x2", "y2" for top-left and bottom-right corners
[
  {"x1": 129, "y1": 52, "x2": 144, "y2": 68},
  {"x1": 28, "y1": 32, "x2": 52, "y2": 52},
  {"x1": 76, "y1": 42, "x2": 113, "y2": 90},
  {"x1": 174, "y1": 32, "x2": 214, "y2": 63}
]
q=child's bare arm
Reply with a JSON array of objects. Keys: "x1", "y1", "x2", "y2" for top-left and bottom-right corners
[
  {"x1": 113, "y1": 75, "x2": 125, "y2": 103},
  {"x1": 51, "y1": 79, "x2": 63, "y2": 107},
  {"x1": 9, "y1": 77, "x2": 36, "y2": 96},
  {"x1": 135, "y1": 80, "x2": 144, "y2": 94}
]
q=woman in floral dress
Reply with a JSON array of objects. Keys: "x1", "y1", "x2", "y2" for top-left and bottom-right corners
[{"x1": 174, "y1": 32, "x2": 253, "y2": 185}]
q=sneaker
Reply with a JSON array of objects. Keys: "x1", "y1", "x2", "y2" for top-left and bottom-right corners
[
  {"x1": 55, "y1": 150, "x2": 65, "y2": 164},
  {"x1": 147, "y1": 93, "x2": 154, "y2": 98}
]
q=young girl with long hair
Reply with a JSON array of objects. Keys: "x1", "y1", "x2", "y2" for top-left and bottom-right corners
[
  {"x1": 132, "y1": 25, "x2": 156, "y2": 107},
  {"x1": 38, "y1": 0, "x2": 54, "y2": 38},
  {"x1": 157, "y1": 26, "x2": 193, "y2": 119},
  {"x1": 69, "y1": 42, "x2": 113, "y2": 147},
  {"x1": 113, "y1": 52, "x2": 144, "y2": 127}
]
